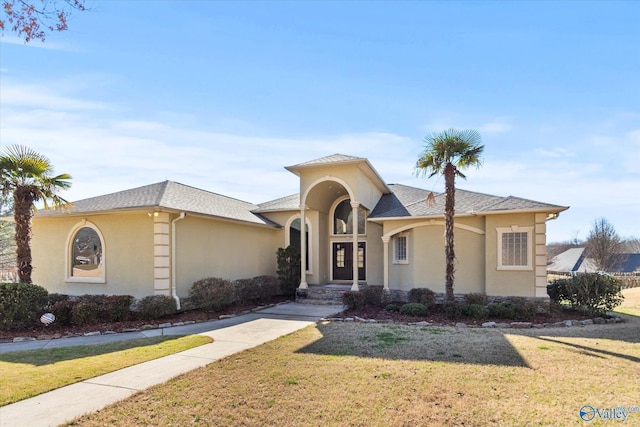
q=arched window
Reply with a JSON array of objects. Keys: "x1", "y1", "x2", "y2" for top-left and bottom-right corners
[
  {"x1": 287, "y1": 216, "x2": 311, "y2": 272},
  {"x1": 333, "y1": 199, "x2": 365, "y2": 235},
  {"x1": 67, "y1": 222, "x2": 105, "y2": 282}
]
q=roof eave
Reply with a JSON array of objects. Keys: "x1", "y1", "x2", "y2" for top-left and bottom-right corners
[
  {"x1": 35, "y1": 206, "x2": 281, "y2": 228},
  {"x1": 368, "y1": 205, "x2": 570, "y2": 222}
]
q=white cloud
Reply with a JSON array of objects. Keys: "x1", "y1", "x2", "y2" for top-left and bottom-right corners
[
  {"x1": 0, "y1": 34, "x2": 76, "y2": 51},
  {"x1": 2, "y1": 77, "x2": 638, "y2": 243},
  {"x1": 478, "y1": 120, "x2": 512, "y2": 134},
  {"x1": 1, "y1": 83, "x2": 108, "y2": 111}
]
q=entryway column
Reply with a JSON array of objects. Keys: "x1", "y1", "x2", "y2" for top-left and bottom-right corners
[
  {"x1": 351, "y1": 201, "x2": 360, "y2": 291},
  {"x1": 153, "y1": 212, "x2": 171, "y2": 296},
  {"x1": 298, "y1": 205, "x2": 308, "y2": 289},
  {"x1": 382, "y1": 236, "x2": 390, "y2": 291}
]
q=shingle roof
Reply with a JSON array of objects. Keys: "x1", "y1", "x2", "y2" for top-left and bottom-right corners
[
  {"x1": 254, "y1": 193, "x2": 300, "y2": 212},
  {"x1": 289, "y1": 154, "x2": 365, "y2": 168},
  {"x1": 370, "y1": 184, "x2": 567, "y2": 219},
  {"x1": 547, "y1": 248, "x2": 591, "y2": 272},
  {"x1": 37, "y1": 181, "x2": 274, "y2": 226},
  {"x1": 547, "y1": 248, "x2": 640, "y2": 273}
]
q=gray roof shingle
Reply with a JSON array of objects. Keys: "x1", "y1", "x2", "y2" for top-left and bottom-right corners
[
  {"x1": 37, "y1": 181, "x2": 273, "y2": 226},
  {"x1": 370, "y1": 184, "x2": 567, "y2": 219},
  {"x1": 289, "y1": 154, "x2": 365, "y2": 168},
  {"x1": 254, "y1": 194, "x2": 300, "y2": 212}
]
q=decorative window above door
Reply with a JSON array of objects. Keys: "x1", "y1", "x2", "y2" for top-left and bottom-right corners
[{"x1": 333, "y1": 198, "x2": 366, "y2": 235}]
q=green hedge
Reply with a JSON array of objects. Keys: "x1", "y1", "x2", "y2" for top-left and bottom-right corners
[
  {"x1": 0, "y1": 282, "x2": 48, "y2": 330},
  {"x1": 547, "y1": 273, "x2": 624, "y2": 315}
]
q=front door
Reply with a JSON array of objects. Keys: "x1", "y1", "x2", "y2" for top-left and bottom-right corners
[{"x1": 332, "y1": 242, "x2": 366, "y2": 281}]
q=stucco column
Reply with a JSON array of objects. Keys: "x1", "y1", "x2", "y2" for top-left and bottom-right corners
[
  {"x1": 298, "y1": 205, "x2": 308, "y2": 289},
  {"x1": 382, "y1": 236, "x2": 390, "y2": 291},
  {"x1": 153, "y1": 212, "x2": 171, "y2": 296},
  {"x1": 351, "y1": 201, "x2": 360, "y2": 291}
]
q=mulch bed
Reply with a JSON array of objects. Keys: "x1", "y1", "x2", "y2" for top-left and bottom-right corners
[
  {"x1": 1, "y1": 299, "x2": 606, "y2": 343},
  {"x1": 334, "y1": 304, "x2": 598, "y2": 327},
  {"x1": 0, "y1": 297, "x2": 293, "y2": 342}
]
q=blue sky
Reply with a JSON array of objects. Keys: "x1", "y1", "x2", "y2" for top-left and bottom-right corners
[{"x1": 1, "y1": 1, "x2": 638, "y2": 243}]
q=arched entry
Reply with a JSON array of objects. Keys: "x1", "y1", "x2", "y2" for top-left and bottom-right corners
[{"x1": 299, "y1": 176, "x2": 363, "y2": 291}]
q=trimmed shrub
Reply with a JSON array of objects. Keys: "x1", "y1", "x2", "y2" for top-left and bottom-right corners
[
  {"x1": 487, "y1": 301, "x2": 536, "y2": 321},
  {"x1": 276, "y1": 246, "x2": 301, "y2": 296},
  {"x1": 75, "y1": 294, "x2": 109, "y2": 321},
  {"x1": 487, "y1": 303, "x2": 516, "y2": 319},
  {"x1": 408, "y1": 288, "x2": 436, "y2": 306},
  {"x1": 508, "y1": 298, "x2": 538, "y2": 321},
  {"x1": 71, "y1": 301, "x2": 101, "y2": 325},
  {"x1": 76, "y1": 294, "x2": 108, "y2": 305},
  {"x1": 443, "y1": 301, "x2": 464, "y2": 320},
  {"x1": 0, "y1": 282, "x2": 49, "y2": 330},
  {"x1": 342, "y1": 291, "x2": 365, "y2": 310},
  {"x1": 47, "y1": 293, "x2": 70, "y2": 308},
  {"x1": 548, "y1": 273, "x2": 624, "y2": 315},
  {"x1": 189, "y1": 277, "x2": 236, "y2": 311},
  {"x1": 362, "y1": 286, "x2": 385, "y2": 308},
  {"x1": 135, "y1": 295, "x2": 177, "y2": 320},
  {"x1": 252, "y1": 275, "x2": 279, "y2": 300},
  {"x1": 464, "y1": 293, "x2": 488, "y2": 306},
  {"x1": 234, "y1": 278, "x2": 256, "y2": 304},
  {"x1": 50, "y1": 300, "x2": 77, "y2": 326},
  {"x1": 400, "y1": 303, "x2": 429, "y2": 317},
  {"x1": 385, "y1": 303, "x2": 401, "y2": 312},
  {"x1": 462, "y1": 303, "x2": 489, "y2": 320},
  {"x1": 105, "y1": 295, "x2": 134, "y2": 321}
]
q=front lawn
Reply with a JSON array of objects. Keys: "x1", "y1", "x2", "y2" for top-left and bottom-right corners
[
  {"x1": 68, "y1": 289, "x2": 640, "y2": 426},
  {"x1": 0, "y1": 335, "x2": 212, "y2": 406}
]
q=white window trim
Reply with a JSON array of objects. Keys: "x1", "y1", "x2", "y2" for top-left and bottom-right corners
[
  {"x1": 65, "y1": 220, "x2": 106, "y2": 283},
  {"x1": 496, "y1": 225, "x2": 533, "y2": 271},
  {"x1": 329, "y1": 195, "x2": 367, "y2": 237},
  {"x1": 392, "y1": 233, "x2": 409, "y2": 264},
  {"x1": 285, "y1": 215, "x2": 312, "y2": 274}
]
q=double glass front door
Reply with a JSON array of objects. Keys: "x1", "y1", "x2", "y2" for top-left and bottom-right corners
[{"x1": 332, "y1": 242, "x2": 366, "y2": 281}]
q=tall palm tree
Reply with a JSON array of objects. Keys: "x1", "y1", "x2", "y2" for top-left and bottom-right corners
[
  {"x1": 0, "y1": 145, "x2": 72, "y2": 283},
  {"x1": 415, "y1": 129, "x2": 484, "y2": 301}
]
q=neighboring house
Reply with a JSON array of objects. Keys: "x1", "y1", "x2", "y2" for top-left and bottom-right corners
[
  {"x1": 548, "y1": 248, "x2": 640, "y2": 274},
  {"x1": 32, "y1": 154, "x2": 568, "y2": 306}
]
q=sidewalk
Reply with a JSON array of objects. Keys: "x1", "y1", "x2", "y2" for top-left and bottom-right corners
[{"x1": 0, "y1": 302, "x2": 344, "y2": 427}]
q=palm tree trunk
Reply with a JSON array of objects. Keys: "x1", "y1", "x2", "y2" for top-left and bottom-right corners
[
  {"x1": 444, "y1": 163, "x2": 456, "y2": 302},
  {"x1": 14, "y1": 187, "x2": 34, "y2": 284}
]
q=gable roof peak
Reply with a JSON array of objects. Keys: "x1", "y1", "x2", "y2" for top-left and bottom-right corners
[{"x1": 287, "y1": 153, "x2": 366, "y2": 169}]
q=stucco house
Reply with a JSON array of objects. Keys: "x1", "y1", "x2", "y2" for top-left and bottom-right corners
[{"x1": 32, "y1": 154, "x2": 568, "y2": 307}]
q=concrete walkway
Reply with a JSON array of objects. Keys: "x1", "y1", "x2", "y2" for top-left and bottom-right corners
[{"x1": 0, "y1": 303, "x2": 344, "y2": 427}]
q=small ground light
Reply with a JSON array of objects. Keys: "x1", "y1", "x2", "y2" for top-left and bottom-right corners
[{"x1": 40, "y1": 313, "x2": 56, "y2": 326}]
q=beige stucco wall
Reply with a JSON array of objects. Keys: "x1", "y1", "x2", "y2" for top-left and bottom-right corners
[
  {"x1": 484, "y1": 213, "x2": 537, "y2": 297},
  {"x1": 174, "y1": 215, "x2": 277, "y2": 298},
  {"x1": 298, "y1": 163, "x2": 384, "y2": 212},
  {"x1": 365, "y1": 220, "x2": 384, "y2": 285},
  {"x1": 387, "y1": 224, "x2": 484, "y2": 294},
  {"x1": 32, "y1": 212, "x2": 155, "y2": 298}
]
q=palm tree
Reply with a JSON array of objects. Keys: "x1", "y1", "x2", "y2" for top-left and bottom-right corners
[
  {"x1": 0, "y1": 145, "x2": 72, "y2": 283},
  {"x1": 415, "y1": 129, "x2": 484, "y2": 302}
]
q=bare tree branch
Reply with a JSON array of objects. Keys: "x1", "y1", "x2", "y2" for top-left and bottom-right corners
[{"x1": 1, "y1": 0, "x2": 86, "y2": 42}]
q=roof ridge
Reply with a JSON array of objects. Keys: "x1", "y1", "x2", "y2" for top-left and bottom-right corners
[
  {"x1": 155, "y1": 180, "x2": 170, "y2": 206},
  {"x1": 162, "y1": 181, "x2": 257, "y2": 208}
]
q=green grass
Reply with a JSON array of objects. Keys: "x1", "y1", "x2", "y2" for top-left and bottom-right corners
[
  {"x1": 615, "y1": 287, "x2": 640, "y2": 316},
  {"x1": 0, "y1": 335, "x2": 211, "y2": 406},
  {"x1": 67, "y1": 288, "x2": 640, "y2": 426}
]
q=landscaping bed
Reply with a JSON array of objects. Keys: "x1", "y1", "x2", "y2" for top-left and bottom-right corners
[
  {"x1": 0, "y1": 296, "x2": 293, "y2": 342},
  {"x1": 336, "y1": 303, "x2": 611, "y2": 328}
]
